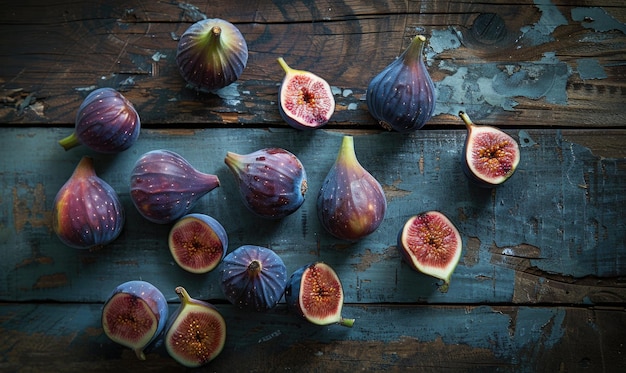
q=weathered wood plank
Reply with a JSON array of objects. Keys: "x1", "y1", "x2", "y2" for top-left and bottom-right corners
[
  {"x1": 1, "y1": 302, "x2": 624, "y2": 372},
  {"x1": 1, "y1": 1, "x2": 625, "y2": 127},
  {"x1": 1, "y1": 127, "x2": 624, "y2": 304}
]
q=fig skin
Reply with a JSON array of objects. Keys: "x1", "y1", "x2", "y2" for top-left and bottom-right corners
[
  {"x1": 284, "y1": 262, "x2": 354, "y2": 327},
  {"x1": 277, "y1": 57, "x2": 335, "y2": 130},
  {"x1": 59, "y1": 88, "x2": 140, "y2": 153},
  {"x1": 224, "y1": 148, "x2": 308, "y2": 219},
  {"x1": 176, "y1": 18, "x2": 248, "y2": 92},
  {"x1": 52, "y1": 156, "x2": 124, "y2": 250},
  {"x1": 101, "y1": 280, "x2": 168, "y2": 360},
  {"x1": 366, "y1": 35, "x2": 436, "y2": 133},
  {"x1": 459, "y1": 111, "x2": 520, "y2": 188},
  {"x1": 317, "y1": 135, "x2": 387, "y2": 241},
  {"x1": 130, "y1": 150, "x2": 220, "y2": 224},
  {"x1": 165, "y1": 286, "x2": 226, "y2": 368},
  {"x1": 168, "y1": 213, "x2": 228, "y2": 274},
  {"x1": 397, "y1": 211, "x2": 463, "y2": 293},
  {"x1": 219, "y1": 245, "x2": 288, "y2": 312}
]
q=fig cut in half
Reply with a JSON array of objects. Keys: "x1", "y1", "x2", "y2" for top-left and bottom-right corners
[
  {"x1": 397, "y1": 211, "x2": 462, "y2": 293},
  {"x1": 277, "y1": 57, "x2": 335, "y2": 130},
  {"x1": 285, "y1": 262, "x2": 354, "y2": 327},
  {"x1": 168, "y1": 213, "x2": 228, "y2": 274},
  {"x1": 165, "y1": 286, "x2": 226, "y2": 368},
  {"x1": 101, "y1": 280, "x2": 168, "y2": 360},
  {"x1": 459, "y1": 111, "x2": 520, "y2": 188}
]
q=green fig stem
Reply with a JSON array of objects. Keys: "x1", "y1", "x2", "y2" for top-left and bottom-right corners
[
  {"x1": 402, "y1": 34, "x2": 427, "y2": 65},
  {"x1": 134, "y1": 348, "x2": 147, "y2": 361},
  {"x1": 338, "y1": 317, "x2": 355, "y2": 328},
  {"x1": 438, "y1": 281, "x2": 450, "y2": 293},
  {"x1": 277, "y1": 57, "x2": 293, "y2": 75},
  {"x1": 175, "y1": 286, "x2": 192, "y2": 305},
  {"x1": 58, "y1": 132, "x2": 81, "y2": 151},
  {"x1": 337, "y1": 135, "x2": 358, "y2": 165},
  {"x1": 458, "y1": 111, "x2": 477, "y2": 132}
]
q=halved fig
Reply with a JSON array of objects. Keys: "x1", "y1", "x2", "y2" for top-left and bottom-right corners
[
  {"x1": 219, "y1": 245, "x2": 288, "y2": 312},
  {"x1": 168, "y1": 213, "x2": 228, "y2": 274},
  {"x1": 284, "y1": 262, "x2": 354, "y2": 327},
  {"x1": 397, "y1": 211, "x2": 462, "y2": 293},
  {"x1": 165, "y1": 286, "x2": 226, "y2": 368},
  {"x1": 101, "y1": 280, "x2": 168, "y2": 360},
  {"x1": 459, "y1": 111, "x2": 520, "y2": 187},
  {"x1": 277, "y1": 57, "x2": 335, "y2": 130}
]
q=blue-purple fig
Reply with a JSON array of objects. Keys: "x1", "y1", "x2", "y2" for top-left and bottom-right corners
[
  {"x1": 459, "y1": 111, "x2": 520, "y2": 188},
  {"x1": 164, "y1": 286, "x2": 226, "y2": 368},
  {"x1": 277, "y1": 57, "x2": 335, "y2": 130},
  {"x1": 52, "y1": 156, "x2": 124, "y2": 249},
  {"x1": 284, "y1": 262, "x2": 354, "y2": 327},
  {"x1": 397, "y1": 211, "x2": 463, "y2": 293},
  {"x1": 219, "y1": 245, "x2": 287, "y2": 312},
  {"x1": 130, "y1": 150, "x2": 220, "y2": 224},
  {"x1": 366, "y1": 35, "x2": 436, "y2": 132},
  {"x1": 317, "y1": 136, "x2": 387, "y2": 241},
  {"x1": 168, "y1": 213, "x2": 228, "y2": 274},
  {"x1": 176, "y1": 18, "x2": 248, "y2": 92},
  {"x1": 224, "y1": 148, "x2": 307, "y2": 219},
  {"x1": 102, "y1": 280, "x2": 168, "y2": 360},
  {"x1": 59, "y1": 88, "x2": 140, "y2": 153}
]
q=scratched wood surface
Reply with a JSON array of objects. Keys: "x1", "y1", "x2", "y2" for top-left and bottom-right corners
[{"x1": 1, "y1": 0, "x2": 626, "y2": 372}]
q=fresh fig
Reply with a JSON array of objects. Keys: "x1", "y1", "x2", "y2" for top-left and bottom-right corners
[
  {"x1": 59, "y1": 88, "x2": 140, "y2": 153},
  {"x1": 224, "y1": 148, "x2": 307, "y2": 219},
  {"x1": 130, "y1": 150, "x2": 220, "y2": 224},
  {"x1": 397, "y1": 211, "x2": 463, "y2": 293},
  {"x1": 366, "y1": 35, "x2": 436, "y2": 132},
  {"x1": 165, "y1": 286, "x2": 226, "y2": 368},
  {"x1": 285, "y1": 262, "x2": 354, "y2": 327},
  {"x1": 219, "y1": 245, "x2": 288, "y2": 312},
  {"x1": 459, "y1": 111, "x2": 520, "y2": 187},
  {"x1": 52, "y1": 156, "x2": 124, "y2": 249},
  {"x1": 101, "y1": 280, "x2": 168, "y2": 360},
  {"x1": 277, "y1": 57, "x2": 335, "y2": 130},
  {"x1": 176, "y1": 18, "x2": 248, "y2": 92},
  {"x1": 168, "y1": 213, "x2": 228, "y2": 274},
  {"x1": 317, "y1": 135, "x2": 387, "y2": 241}
]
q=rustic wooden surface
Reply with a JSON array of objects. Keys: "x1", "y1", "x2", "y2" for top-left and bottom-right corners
[{"x1": 1, "y1": 0, "x2": 625, "y2": 372}]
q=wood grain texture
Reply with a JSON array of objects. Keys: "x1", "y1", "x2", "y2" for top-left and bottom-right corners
[{"x1": 1, "y1": 0, "x2": 625, "y2": 127}]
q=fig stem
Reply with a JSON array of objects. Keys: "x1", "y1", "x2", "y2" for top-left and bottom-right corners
[
  {"x1": 458, "y1": 111, "x2": 474, "y2": 130},
  {"x1": 339, "y1": 317, "x2": 355, "y2": 328},
  {"x1": 402, "y1": 34, "x2": 427, "y2": 65},
  {"x1": 175, "y1": 286, "x2": 191, "y2": 305},
  {"x1": 337, "y1": 135, "x2": 358, "y2": 165},
  {"x1": 277, "y1": 57, "x2": 292, "y2": 74},
  {"x1": 134, "y1": 348, "x2": 147, "y2": 361},
  {"x1": 58, "y1": 132, "x2": 81, "y2": 151}
]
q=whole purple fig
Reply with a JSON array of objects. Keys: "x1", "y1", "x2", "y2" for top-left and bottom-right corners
[
  {"x1": 317, "y1": 136, "x2": 387, "y2": 241},
  {"x1": 130, "y1": 150, "x2": 220, "y2": 224},
  {"x1": 59, "y1": 88, "x2": 140, "y2": 153},
  {"x1": 366, "y1": 35, "x2": 436, "y2": 133},
  {"x1": 53, "y1": 156, "x2": 124, "y2": 249},
  {"x1": 224, "y1": 148, "x2": 307, "y2": 219}
]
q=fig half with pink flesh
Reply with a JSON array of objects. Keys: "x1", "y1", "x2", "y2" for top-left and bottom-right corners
[
  {"x1": 459, "y1": 111, "x2": 520, "y2": 188},
  {"x1": 101, "y1": 280, "x2": 168, "y2": 360},
  {"x1": 165, "y1": 286, "x2": 226, "y2": 368},
  {"x1": 277, "y1": 57, "x2": 335, "y2": 130},
  {"x1": 397, "y1": 211, "x2": 462, "y2": 293},
  {"x1": 168, "y1": 213, "x2": 228, "y2": 274},
  {"x1": 284, "y1": 262, "x2": 354, "y2": 327}
]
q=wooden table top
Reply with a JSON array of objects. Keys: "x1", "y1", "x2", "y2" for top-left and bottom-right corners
[{"x1": 1, "y1": 1, "x2": 625, "y2": 372}]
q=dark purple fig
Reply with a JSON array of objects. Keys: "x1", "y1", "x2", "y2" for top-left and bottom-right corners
[
  {"x1": 317, "y1": 135, "x2": 387, "y2": 241},
  {"x1": 176, "y1": 18, "x2": 248, "y2": 92},
  {"x1": 130, "y1": 150, "x2": 220, "y2": 224},
  {"x1": 285, "y1": 262, "x2": 354, "y2": 327},
  {"x1": 459, "y1": 111, "x2": 520, "y2": 188},
  {"x1": 366, "y1": 35, "x2": 436, "y2": 133},
  {"x1": 59, "y1": 88, "x2": 140, "y2": 153},
  {"x1": 397, "y1": 211, "x2": 463, "y2": 293},
  {"x1": 168, "y1": 213, "x2": 228, "y2": 274},
  {"x1": 165, "y1": 286, "x2": 226, "y2": 368},
  {"x1": 277, "y1": 57, "x2": 335, "y2": 130},
  {"x1": 224, "y1": 148, "x2": 307, "y2": 219},
  {"x1": 219, "y1": 245, "x2": 287, "y2": 312},
  {"x1": 102, "y1": 280, "x2": 168, "y2": 360},
  {"x1": 52, "y1": 156, "x2": 124, "y2": 249}
]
